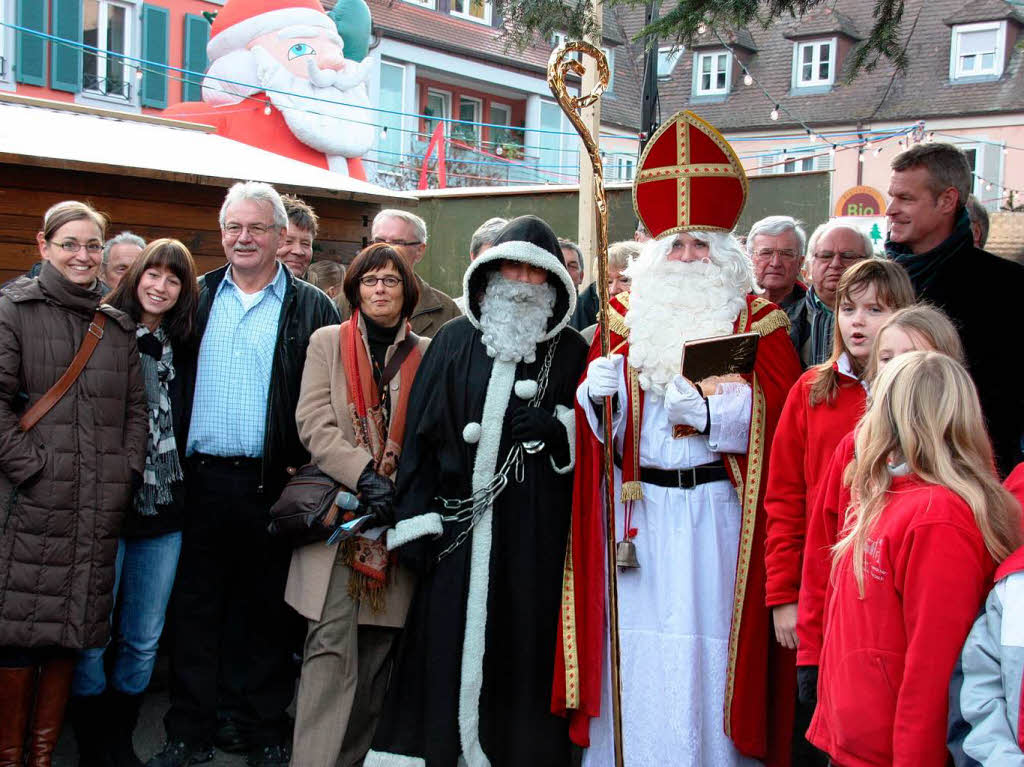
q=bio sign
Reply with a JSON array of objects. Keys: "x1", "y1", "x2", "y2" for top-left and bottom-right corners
[{"x1": 835, "y1": 185, "x2": 887, "y2": 218}]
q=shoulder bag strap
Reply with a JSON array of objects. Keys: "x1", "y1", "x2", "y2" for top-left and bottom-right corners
[
  {"x1": 19, "y1": 312, "x2": 108, "y2": 432},
  {"x1": 379, "y1": 333, "x2": 418, "y2": 390}
]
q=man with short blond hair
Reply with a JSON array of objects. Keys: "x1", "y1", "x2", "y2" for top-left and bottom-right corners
[
  {"x1": 371, "y1": 209, "x2": 460, "y2": 336},
  {"x1": 886, "y1": 142, "x2": 1024, "y2": 473},
  {"x1": 278, "y1": 195, "x2": 319, "y2": 278}
]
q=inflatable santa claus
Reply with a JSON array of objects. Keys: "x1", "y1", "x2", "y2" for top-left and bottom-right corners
[{"x1": 165, "y1": 0, "x2": 376, "y2": 179}]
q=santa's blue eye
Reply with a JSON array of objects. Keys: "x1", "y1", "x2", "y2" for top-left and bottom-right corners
[{"x1": 288, "y1": 43, "x2": 316, "y2": 60}]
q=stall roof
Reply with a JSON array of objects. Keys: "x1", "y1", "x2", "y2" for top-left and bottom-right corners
[{"x1": 0, "y1": 94, "x2": 414, "y2": 206}]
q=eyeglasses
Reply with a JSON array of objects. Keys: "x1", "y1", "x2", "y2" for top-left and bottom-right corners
[
  {"x1": 53, "y1": 239, "x2": 103, "y2": 254},
  {"x1": 372, "y1": 237, "x2": 422, "y2": 247},
  {"x1": 753, "y1": 248, "x2": 799, "y2": 262},
  {"x1": 813, "y1": 251, "x2": 865, "y2": 265},
  {"x1": 360, "y1": 275, "x2": 403, "y2": 288},
  {"x1": 224, "y1": 223, "x2": 273, "y2": 237}
]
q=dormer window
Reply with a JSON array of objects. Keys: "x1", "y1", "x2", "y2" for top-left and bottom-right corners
[
  {"x1": 451, "y1": 0, "x2": 491, "y2": 25},
  {"x1": 658, "y1": 45, "x2": 683, "y2": 79},
  {"x1": 794, "y1": 39, "x2": 836, "y2": 88},
  {"x1": 694, "y1": 50, "x2": 730, "y2": 96},
  {"x1": 951, "y1": 22, "x2": 1006, "y2": 79}
]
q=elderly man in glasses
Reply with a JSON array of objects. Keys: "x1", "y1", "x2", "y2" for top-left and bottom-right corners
[
  {"x1": 369, "y1": 209, "x2": 461, "y2": 337},
  {"x1": 792, "y1": 222, "x2": 873, "y2": 368}
]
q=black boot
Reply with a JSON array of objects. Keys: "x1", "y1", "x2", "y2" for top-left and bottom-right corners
[
  {"x1": 107, "y1": 691, "x2": 144, "y2": 767},
  {"x1": 68, "y1": 695, "x2": 115, "y2": 767}
]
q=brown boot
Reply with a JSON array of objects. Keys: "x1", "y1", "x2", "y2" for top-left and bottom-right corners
[
  {"x1": 0, "y1": 665, "x2": 36, "y2": 767},
  {"x1": 24, "y1": 656, "x2": 74, "y2": 767}
]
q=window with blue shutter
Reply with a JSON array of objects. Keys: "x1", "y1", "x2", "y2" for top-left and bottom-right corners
[
  {"x1": 182, "y1": 13, "x2": 208, "y2": 102},
  {"x1": 140, "y1": 4, "x2": 169, "y2": 108},
  {"x1": 15, "y1": 0, "x2": 47, "y2": 86},
  {"x1": 51, "y1": 0, "x2": 83, "y2": 92}
]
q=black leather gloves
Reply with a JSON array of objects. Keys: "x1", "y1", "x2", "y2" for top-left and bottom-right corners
[
  {"x1": 508, "y1": 406, "x2": 562, "y2": 445},
  {"x1": 357, "y1": 463, "x2": 396, "y2": 527},
  {"x1": 509, "y1": 406, "x2": 569, "y2": 464},
  {"x1": 796, "y1": 665, "x2": 818, "y2": 707}
]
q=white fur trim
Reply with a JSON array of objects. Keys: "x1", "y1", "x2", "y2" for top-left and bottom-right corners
[
  {"x1": 208, "y1": 8, "x2": 335, "y2": 62},
  {"x1": 363, "y1": 751, "x2": 425, "y2": 767},
  {"x1": 462, "y1": 422, "x2": 482, "y2": 444},
  {"x1": 462, "y1": 240, "x2": 576, "y2": 341},
  {"x1": 514, "y1": 379, "x2": 538, "y2": 400},
  {"x1": 549, "y1": 404, "x2": 576, "y2": 475},
  {"x1": 386, "y1": 513, "x2": 444, "y2": 551},
  {"x1": 459, "y1": 358, "x2": 516, "y2": 767}
]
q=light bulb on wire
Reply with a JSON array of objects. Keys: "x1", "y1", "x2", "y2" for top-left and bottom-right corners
[
  {"x1": 264, "y1": 103, "x2": 272, "y2": 116},
  {"x1": 770, "y1": 105, "x2": 779, "y2": 121},
  {"x1": 829, "y1": 145, "x2": 837, "y2": 158},
  {"x1": 874, "y1": 146, "x2": 883, "y2": 156},
  {"x1": 380, "y1": 126, "x2": 388, "y2": 139},
  {"x1": 743, "y1": 72, "x2": 753, "y2": 86},
  {"x1": 858, "y1": 150, "x2": 865, "y2": 163},
  {"x1": 697, "y1": 22, "x2": 707, "y2": 34}
]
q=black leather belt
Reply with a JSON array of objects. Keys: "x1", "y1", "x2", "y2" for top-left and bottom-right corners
[
  {"x1": 189, "y1": 453, "x2": 261, "y2": 472},
  {"x1": 613, "y1": 454, "x2": 729, "y2": 489}
]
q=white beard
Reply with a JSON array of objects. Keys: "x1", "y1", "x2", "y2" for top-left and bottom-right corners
[
  {"x1": 257, "y1": 52, "x2": 377, "y2": 159},
  {"x1": 477, "y1": 272, "x2": 557, "y2": 364},
  {"x1": 626, "y1": 259, "x2": 746, "y2": 397}
]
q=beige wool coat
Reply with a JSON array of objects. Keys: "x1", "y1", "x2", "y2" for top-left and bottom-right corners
[{"x1": 284, "y1": 318, "x2": 428, "y2": 628}]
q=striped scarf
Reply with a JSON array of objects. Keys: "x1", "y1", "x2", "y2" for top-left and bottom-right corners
[{"x1": 135, "y1": 325, "x2": 183, "y2": 516}]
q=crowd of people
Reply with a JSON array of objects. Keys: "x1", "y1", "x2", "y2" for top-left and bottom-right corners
[{"x1": 0, "y1": 137, "x2": 1022, "y2": 767}]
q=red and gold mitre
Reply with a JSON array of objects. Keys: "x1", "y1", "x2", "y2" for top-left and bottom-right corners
[{"x1": 633, "y1": 111, "x2": 748, "y2": 239}]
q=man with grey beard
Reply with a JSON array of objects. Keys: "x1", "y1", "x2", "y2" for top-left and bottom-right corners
[{"x1": 365, "y1": 216, "x2": 588, "y2": 767}]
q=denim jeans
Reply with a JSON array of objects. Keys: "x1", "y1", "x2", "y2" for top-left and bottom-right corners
[{"x1": 72, "y1": 532, "x2": 182, "y2": 696}]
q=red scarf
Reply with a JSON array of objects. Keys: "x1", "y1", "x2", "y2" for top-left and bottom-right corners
[{"x1": 340, "y1": 310, "x2": 422, "y2": 608}]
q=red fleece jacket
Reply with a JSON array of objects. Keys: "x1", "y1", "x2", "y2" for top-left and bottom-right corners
[
  {"x1": 765, "y1": 367, "x2": 866, "y2": 607},
  {"x1": 797, "y1": 432, "x2": 856, "y2": 666},
  {"x1": 807, "y1": 476, "x2": 995, "y2": 767}
]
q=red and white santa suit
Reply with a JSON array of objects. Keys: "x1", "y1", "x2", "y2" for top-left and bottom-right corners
[{"x1": 552, "y1": 108, "x2": 802, "y2": 767}]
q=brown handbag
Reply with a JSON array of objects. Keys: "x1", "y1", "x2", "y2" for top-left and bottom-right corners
[{"x1": 19, "y1": 312, "x2": 107, "y2": 432}]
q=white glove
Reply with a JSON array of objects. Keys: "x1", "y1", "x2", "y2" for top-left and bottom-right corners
[
  {"x1": 587, "y1": 354, "x2": 623, "y2": 400},
  {"x1": 664, "y1": 375, "x2": 708, "y2": 431}
]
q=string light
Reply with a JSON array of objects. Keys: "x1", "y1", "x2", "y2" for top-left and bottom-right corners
[
  {"x1": 380, "y1": 126, "x2": 388, "y2": 139},
  {"x1": 874, "y1": 146, "x2": 883, "y2": 156},
  {"x1": 858, "y1": 149, "x2": 865, "y2": 163},
  {"x1": 263, "y1": 102, "x2": 272, "y2": 116},
  {"x1": 829, "y1": 145, "x2": 837, "y2": 158},
  {"x1": 697, "y1": 22, "x2": 707, "y2": 35},
  {"x1": 770, "y1": 105, "x2": 779, "y2": 121},
  {"x1": 743, "y1": 72, "x2": 753, "y2": 86},
  {"x1": 135, "y1": 67, "x2": 143, "y2": 81}
]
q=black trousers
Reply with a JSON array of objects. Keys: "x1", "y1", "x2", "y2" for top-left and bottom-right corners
[{"x1": 164, "y1": 457, "x2": 295, "y2": 747}]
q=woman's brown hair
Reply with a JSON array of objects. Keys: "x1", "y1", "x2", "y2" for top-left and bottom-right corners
[
  {"x1": 104, "y1": 238, "x2": 199, "y2": 343},
  {"x1": 862, "y1": 304, "x2": 965, "y2": 385},
  {"x1": 342, "y1": 243, "x2": 420, "y2": 321},
  {"x1": 40, "y1": 201, "x2": 108, "y2": 242},
  {"x1": 809, "y1": 259, "x2": 915, "y2": 406}
]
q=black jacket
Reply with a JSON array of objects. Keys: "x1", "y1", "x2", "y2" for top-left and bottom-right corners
[
  {"x1": 179, "y1": 264, "x2": 340, "y2": 497},
  {"x1": 889, "y1": 227, "x2": 1024, "y2": 476}
]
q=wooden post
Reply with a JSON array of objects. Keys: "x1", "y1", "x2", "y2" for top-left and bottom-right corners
[{"x1": 577, "y1": 3, "x2": 603, "y2": 275}]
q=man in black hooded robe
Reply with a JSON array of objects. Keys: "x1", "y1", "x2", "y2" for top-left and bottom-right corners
[{"x1": 364, "y1": 216, "x2": 588, "y2": 767}]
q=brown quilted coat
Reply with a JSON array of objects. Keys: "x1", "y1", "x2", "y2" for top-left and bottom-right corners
[{"x1": 0, "y1": 263, "x2": 147, "y2": 649}]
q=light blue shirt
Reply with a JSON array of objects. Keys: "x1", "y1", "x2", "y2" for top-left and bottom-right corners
[{"x1": 187, "y1": 263, "x2": 288, "y2": 458}]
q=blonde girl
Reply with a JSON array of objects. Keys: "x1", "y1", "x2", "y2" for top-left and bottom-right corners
[{"x1": 807, "y1": 352, "x2": 1021, "y2": 766}]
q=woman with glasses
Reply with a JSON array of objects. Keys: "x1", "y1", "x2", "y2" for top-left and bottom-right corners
[
  {"x1": 0, "y1": 201, "x2": 148, "y2": 766},
  {"x1": 285, "y1": 243, "x2": 429, "y2": 767}
]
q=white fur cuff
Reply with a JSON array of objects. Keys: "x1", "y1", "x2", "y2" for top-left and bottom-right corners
[
  {"x1": 386, "y1": 513, "x2": 443, "y2": 551},
  {"x1": 363, "y1": 751, "x2": 425, "y2": 767},
  {"x1": 550, "y1": 404, "x2": 576, "y2": 475}
]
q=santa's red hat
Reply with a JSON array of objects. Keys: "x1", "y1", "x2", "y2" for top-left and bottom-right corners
[
  {"x1": 208, "y1": 0, "x2": 335, "y2": 62},
  {"x1": 633, "y1": 111, "x2": 748, "y2": 239}
]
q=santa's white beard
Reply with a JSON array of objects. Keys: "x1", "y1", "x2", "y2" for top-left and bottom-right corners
[
  {"x1": 477, "y1": 272, "x2": 556, "y2": 363},
  {"x1": 626, "y1": 259, "x2": 746, "y2": 397},
  {"x1": 262, "y1": 62, "x2": 377, "y2": 159}
]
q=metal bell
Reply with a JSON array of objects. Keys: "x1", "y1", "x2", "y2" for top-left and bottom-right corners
[{"x1": 615, "y1": 539, "x2": 640, "y2": 569}]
